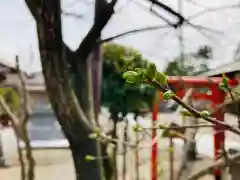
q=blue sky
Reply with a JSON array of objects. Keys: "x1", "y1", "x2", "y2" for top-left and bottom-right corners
[{"x1": 1, "y1": 0, "x2": 240, "y2": 73}]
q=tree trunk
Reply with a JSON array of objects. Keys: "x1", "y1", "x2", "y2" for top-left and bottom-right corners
[
  {"x1": 24, "y1": 1, "x2": 116, "y2": 180},
  {"x1": 69, "y1": 139, "x2": 104, "y2": 180}
]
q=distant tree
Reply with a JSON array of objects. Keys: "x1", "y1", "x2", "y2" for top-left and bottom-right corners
[
  {"x1": 101, "y1": 43, "x2": 155, "y2": 179},
  {"x1": 164, "y1": 45, "x2": 212, "y2": 76},
  {"x1": 102, "y1": 43, "x2": 154, "y2": 117}
]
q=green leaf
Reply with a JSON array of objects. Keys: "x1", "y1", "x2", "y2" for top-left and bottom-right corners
[
  {"x1": 163, "y1": 90, "x2": 175, "y2": 100},
  {"x1": 135, "y1": 68, "x2": 148, "y2": 82},
  {"x1": 134, "y1": 68, "x2": 143, "y2": 73},
  {"x1": 146, "y1": 63, "x2": 157, "y2": 80},
  {"x1": 155, "y1": 72, "x2": 168, "y2": 85},
  {"x1": 219, "y1": 82, "x2": 228, "y2": 91},
  {"x1": 122, "y1": 71, "x2": 139, "y2": 84},
  {"x1": 84, "y1": 155, "x2": 96, "y2": 162},
  {"x1": 122, "y1": 55, "x2": 134, "y2": 61},
  {"x1": 0, "y1": 88, "x2": 20, "y2": 112},
  {"x1": 222, "y1": 73, "x2": 229, "y2": 85}
]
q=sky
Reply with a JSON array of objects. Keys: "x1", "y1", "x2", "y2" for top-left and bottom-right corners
[{"x1": 1, "y1": 0, "x2": 240, "y2": 74}]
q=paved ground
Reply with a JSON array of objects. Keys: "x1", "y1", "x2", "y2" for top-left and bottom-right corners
[
  {"x1": 0, "y1": 149, "x2": 75, "y2": 180},
  {"x1": 0, "y1": 146, "x2": 215, "y2": 180},
  {"x1": 0, "y1": 113, "x2": 239, "y2": 180}
]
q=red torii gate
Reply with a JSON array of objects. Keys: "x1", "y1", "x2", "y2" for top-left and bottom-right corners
[{"x1": 151, "y1": 76, "x2": 239, "y2": 180}]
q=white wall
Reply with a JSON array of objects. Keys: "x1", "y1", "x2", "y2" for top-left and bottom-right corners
[{"x1": 0, "y1": 127, "x2": 18, "y2": 162}]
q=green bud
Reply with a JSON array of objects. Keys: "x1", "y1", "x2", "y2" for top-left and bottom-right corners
[
  {"x1": 168, "y1": 146, "x2": 174, "y2": 153},
  {"x1": 88, "y1": 133, "x2": 98, "y2": 139},
  {"x1": 84, "y1": 155, "x2": 96, "y2": 162},
  {"x1": 163, "y1": 90, "x2": 175, "y2": 100},
  {"x1": 155, "y1": 72, "x2": 168, "y2": 85},
  {"x1": 94, "y1": 127, "x2": 101, "y2": 135},
  {"x1": 132, "y1": 124, "x2": 143, "y2": 132},
  {"x1": 122, "y1": 71, "x2": 140, "y2": 84},
  {"x1": 200, "y1": 110, "x2": 210, "y2": 118},
  {"x1": 146, "y1": 63, "x2": 157, "y2": 80},
  {"x1": 157, "y1": 167, "x2": 164, "y2": 176}
]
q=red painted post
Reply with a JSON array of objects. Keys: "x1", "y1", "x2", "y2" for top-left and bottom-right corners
[
  {"x1": 151, "y1": 92, "x2": 160, "y2": 180},
  {"x1": 211, "y1": 84, "x2": 226, "y2": 180}
]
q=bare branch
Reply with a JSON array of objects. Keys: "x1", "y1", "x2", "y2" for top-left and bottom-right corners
[
  {"x1": 15, "y1": 56, "x2": 31, "y2": 125},
  {"x1": 98, "y1": 25, "x2": 170, "y2": 44},
  {"x1": 188, "y1": 153, "x2": 240, "y2": 180},
  {"x1": 61, "y1": 10, "x2": 83, "y2": 18},
  {"x1": 146, "y1": 0, "x2": 185, "y2": 24},
  {"x1": 74, "y1": 0, "x2": 118, "y2": 62},
  {"x1": 149, "y1": 7, "x2": 176, "y2": 27},
  {"x1": 187, "y1": 22, "x2": 223, "y2": 35},
  {"x1": 188, "y1": 4, "x2": 240, "y2": 20}
]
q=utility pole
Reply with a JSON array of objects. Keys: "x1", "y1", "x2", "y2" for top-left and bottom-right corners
[
  {"x1": 178, "y1": 0, "x2": 184, "y2": 68},
  {"x1": 92, "y1": 0, "x2": 104, "y2": 121}
]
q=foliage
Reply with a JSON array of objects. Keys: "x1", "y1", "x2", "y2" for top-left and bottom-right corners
[
  {"x1": 101, "y1": 43, "x2": 155, "y2": 119},
  {"x1": 0, "y1": 88, "x2": 20, "y2": 112},
  {"x1": 164, "y1": 45, "x2": 212, "y2": 76}
]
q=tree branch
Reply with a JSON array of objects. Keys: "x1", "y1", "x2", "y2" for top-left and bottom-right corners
[
  {"x1": 98, "y1": 25, "x2": 170, "y2": 44},
  {"x1": 188, "y1": 4, "x2": 240, "y2": 20},
  {"x1": 150, "y1": 80, "x2": 240, "y2": 136},
  {"x1": 145, "y1": 0, "x2": 185, "y2": 25},
  {"x1": 15, "y1": 56, "x2": 31, "y2": 125},
  {"x1": 188, "y1": 153, "x2": 240, "y2": 180},
  {"x1": 61, "y1": 10, "x2": 83, "y2": 18},
  {"x1": 74, "y1": 0, "x2": 118, "y2": 62}
]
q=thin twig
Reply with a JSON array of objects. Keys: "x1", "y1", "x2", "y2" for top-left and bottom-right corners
[
  {"x1": 188, "y1": 4, "x2": 240, "y2": 20},
  {"x1": 98, "y1": 25, "x2": 171, "y2": 44},
  {"x1": 61, "y1": 10, "x2": 83, "y2": 18},
  {"x1": 188, "y1": 153, "x2": 240, "y2": 180}
]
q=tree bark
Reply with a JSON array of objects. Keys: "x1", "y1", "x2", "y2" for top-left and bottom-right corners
[
  {"x1": 25, "y1": 0, "x2": 118, "y2": 179},
  {"x1": 69, "y1": 138, "x2": 103, "y2": 180},
  {"x1": 25, "y1": 0, "x2": 117, "y2": 180},
  {"x1": 25, "y1": 1, "x2": 104, "y2": 180}
]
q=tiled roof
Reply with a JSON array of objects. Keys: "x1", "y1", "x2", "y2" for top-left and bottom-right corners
[{"x1": 200, "y1": 61, "x2": 240, "y2": 76}]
